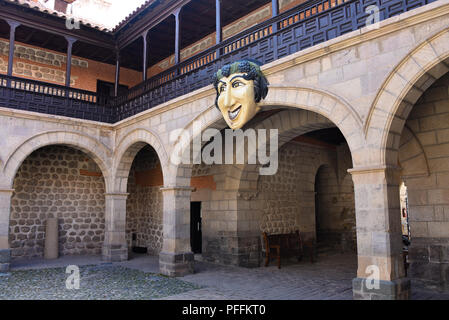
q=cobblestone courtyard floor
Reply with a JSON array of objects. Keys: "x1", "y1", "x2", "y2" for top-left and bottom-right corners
[{"x1": 1, "y1": 253, "x2": 448, "y2": 300}]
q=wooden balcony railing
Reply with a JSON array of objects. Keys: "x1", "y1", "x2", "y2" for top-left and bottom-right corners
[
  {"x1": 113, "y1": 0, "x2": 437, "y2": 122},
  {"x1": 0, "y1": 0, "x2": 438, "y2": 123},
  {"x1": 0, "y1": 74, "x2": 114, "y2": 122}
]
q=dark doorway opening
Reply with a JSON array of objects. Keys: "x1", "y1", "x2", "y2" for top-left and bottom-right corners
[
  {"x1": 96, "y1": 80, "x2": 129, "y2": 97},
  {"x1": 190, "y1": 202, "x2": 202, "y2": 254}
]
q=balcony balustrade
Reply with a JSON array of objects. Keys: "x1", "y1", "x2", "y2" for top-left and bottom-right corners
[{"x1": 0, "y1": 0, "x2": 437, "y2": 123}]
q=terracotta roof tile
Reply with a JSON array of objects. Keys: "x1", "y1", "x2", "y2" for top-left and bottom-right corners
[{"x1": 112, "y1": 0, "x2": 156, "y2": 32}]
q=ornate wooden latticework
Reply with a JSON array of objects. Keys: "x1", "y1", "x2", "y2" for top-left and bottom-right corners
[{"x1": 0, "y1": 0, "x2": 436, "y2": 123}]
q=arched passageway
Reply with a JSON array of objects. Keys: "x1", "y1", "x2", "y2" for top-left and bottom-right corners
[
  {"x1": 9, "y1": 145, "x2": 106, "y2": 260},
  {"x1": 395, "y1": 71, "x2": 449, "y2": 291},
  {"x1": 315, "y1": 162, "x2": 356, "y2": 254},
  {"x1": 178, "y1": 108, "x2": 358, "y2": 275},
  {"x1": 126, "y1": 145, "x2": 164, "y2": 257}
]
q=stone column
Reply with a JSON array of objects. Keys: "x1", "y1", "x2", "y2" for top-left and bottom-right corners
[
  {"x1": 102, "y1": 193, "x2": 128, "y2": 262},
  {"x1": 0, "y1": 189, "x2": 14, "y2": 272},
  {"x1": 349, "y1": 166, "x2": 410, "y2": 300},
  {"x1": 159, "y1": 186, "x2": 194, "y2": 277}
]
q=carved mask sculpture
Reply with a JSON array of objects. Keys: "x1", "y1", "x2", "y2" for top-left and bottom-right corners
[{"x1": 213, "y1": 60, "x2": 269, "y2": 130}]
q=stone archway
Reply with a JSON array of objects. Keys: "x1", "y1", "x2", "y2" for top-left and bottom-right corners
[
  {"x1": 0, "y1": 130, "x2": 112, "y2": 270},
  {"x1": 176, "y1": 86, "x2": 364, "y2": 183},
  {"x1": 103, "y1": 128, "x2": 168, "y2": 262},
  {"x1": 163, "y1": 87, "x2": 363, "y2": 274},
  {"x1": 2, "y1": 131, "x2": 112, "y2": 190},
  {"x1": 389, "y1": 68, "x2": 449, "y2": 291},
  {"x1": 350, "y1": 28, "x2": 449, "y2": 299},
  {"x1": 113, "y1": 128, "x2": 169, "y2": 193},
  {"x1": 367, "y1": 28, "x2": 449, "y2": 167},
  {"x1": 9, "y1": 145, "x2": 107, "y2": 260},
  {"x1": 177, "y1": 106, "x2": 358, "y2": 268}
]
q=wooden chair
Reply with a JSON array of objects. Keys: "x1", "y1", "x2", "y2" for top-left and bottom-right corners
[{"x1": 263, "y1": 230, "x2": 315, "y2": 269}]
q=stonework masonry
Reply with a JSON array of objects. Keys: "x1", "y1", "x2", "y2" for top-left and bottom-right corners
[
  {"x1": 0, "y1": 39, "x2": 141, "y2": 92},
  {"x1": 195, "y1": 137, "x2": 355, "y2": 268},
  {"x1": 315, "y1": 161, "x2": 356, "y2": 251},
  {"x1": 400, "y1": 73, "x2": 449, "y2": 291},
  {"x1": 9, "y1": 146, "x2": 105, "y2": 260},
  {"x1": 126, "y1": 146, "x2": 163, "y2": 256},
  {"x1": 1, "y1": 1, "x2": 449, "y2": 300},
  {"x1": 256, "y1": 141, "x2": 355, "y2": 262}
]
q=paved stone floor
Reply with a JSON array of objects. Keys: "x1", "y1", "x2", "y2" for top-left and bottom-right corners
[{"x1": 4, "y1": 252, "x2": 449, "y2": 300}]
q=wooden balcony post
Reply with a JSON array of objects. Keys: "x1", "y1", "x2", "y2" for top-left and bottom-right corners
[
  {"x1": 65, "y1": 36, "x2": 77, "y2": 88},
  {"x1": 114, "y1": 48, "x2": 120, "y2": 97},
  {"x1": 6, "y1": 20, "x2": 20, "y2": 78},
  {"x1": 272, "y1": 0, "x2": 279, "y2": 60},
  {"x1": 142, "y1": 30, "x2": 149, "y2": 81},
  {"x1": 216, "y1": 0, "x2": 222, "y2": 44},
  {"x1": 272, "y1": 0, "x2": 279, "y2": 17},
  {"x1": 174, "y1": 8, "x2": 182, "y2": 65},
  {"x1": 215, "y1": 0, "x2": 222, "y2": 59}
]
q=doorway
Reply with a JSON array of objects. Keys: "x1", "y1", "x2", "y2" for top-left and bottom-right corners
[{"x1": 190, "y1": 202, "x2": 202, "y2": 254}]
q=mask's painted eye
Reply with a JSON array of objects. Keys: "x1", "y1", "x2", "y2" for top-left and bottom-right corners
[
  {"x1": 219, "y1": 85, "x2": 226, "y2": 93},
  {"x1": 232, "y1": 81, "x2": 244, "y2": 88}
]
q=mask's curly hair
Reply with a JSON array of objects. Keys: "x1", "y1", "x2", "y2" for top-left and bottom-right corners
[{"x1": 213, "y1": 59, "x2": 269, "y2": 110}]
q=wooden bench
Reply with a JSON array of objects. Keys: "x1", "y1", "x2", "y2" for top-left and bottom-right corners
[{"x1": 263, "y1": 230, "x2": 316, "y2": 269}]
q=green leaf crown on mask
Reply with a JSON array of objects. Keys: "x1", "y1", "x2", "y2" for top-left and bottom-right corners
[
  {"x1": 213, "y1": 59, "x2": 269, "y2": 110},
  {"x1": 214, "y1": 60, "x2": 264, "y2": 82}
]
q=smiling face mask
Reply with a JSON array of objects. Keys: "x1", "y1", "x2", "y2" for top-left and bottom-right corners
[
  {"x1": 216, "y1": 73, "x2": 260, "y2": 130},
  {"x1": 213, "y1": 60, "x2": 269, "y2": 130}
]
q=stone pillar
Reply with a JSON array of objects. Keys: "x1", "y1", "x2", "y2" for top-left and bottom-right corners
[
  {"x1": 159, "y1": 186, "x2": 194, "y2": 277},
  {"x1": 0, "y1": 189, "x2": 13, "y2": 272},
  {"x1": 349, "y1": 166, "x2": 410, "y2": 300},
  {"x1": 44, "y1": 218, "x2": 59, "y2": 259},
  {"x1": 102, "y1": 193, "x2": 128, "y2": 262}
]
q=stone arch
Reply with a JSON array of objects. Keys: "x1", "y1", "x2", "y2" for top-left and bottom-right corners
[
  {"x1": 2, "y1": 131, "x2": 112, "y2": 190},
  {"x1": 366, "y1": 28, "x2": 449, "y2": 166},
  {"x1": 235, "y1": 109, "x2": 335, "y2": 192},
  {"x1": 177, "y1": 90, "x2": 360, "y2": 267},
  {"x1": 113, "y1": 128, "x2": 169, "y2": 193},
  {"x1": 233, "y1": 109, "x2": 357, "y2": 255},
  {"x1": 398, "y1": 126, "x2": 430, "y2": 178},
  {"x1": 174, "y1": 86, "x2": 364, "y2": 186}
]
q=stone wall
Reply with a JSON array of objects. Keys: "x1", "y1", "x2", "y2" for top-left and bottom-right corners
[
  {"x1": 9, "y1": 146, "x2": 105, "y2": 260},
  {"x1": 126, "y1": 146, "x2": 163, "y2": 255},
  {"x1": 258, "y1": 141, "x2": 328, "y2": 240},
  {"x1": 257, "y1": 140, "x2": 355, "y2": 246},
  {"x1": 197, "y1": 138, "x2": 356, "y2": 267},
  {"x1": 315, "y1": 164, "x2": 356, "y2": 251},
  {"x1": 400, "y1": 73, "x2": 449, "y2": 290},
  {"x1": 0, "y1": 38, "x2": 141, "y2": 92}
]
